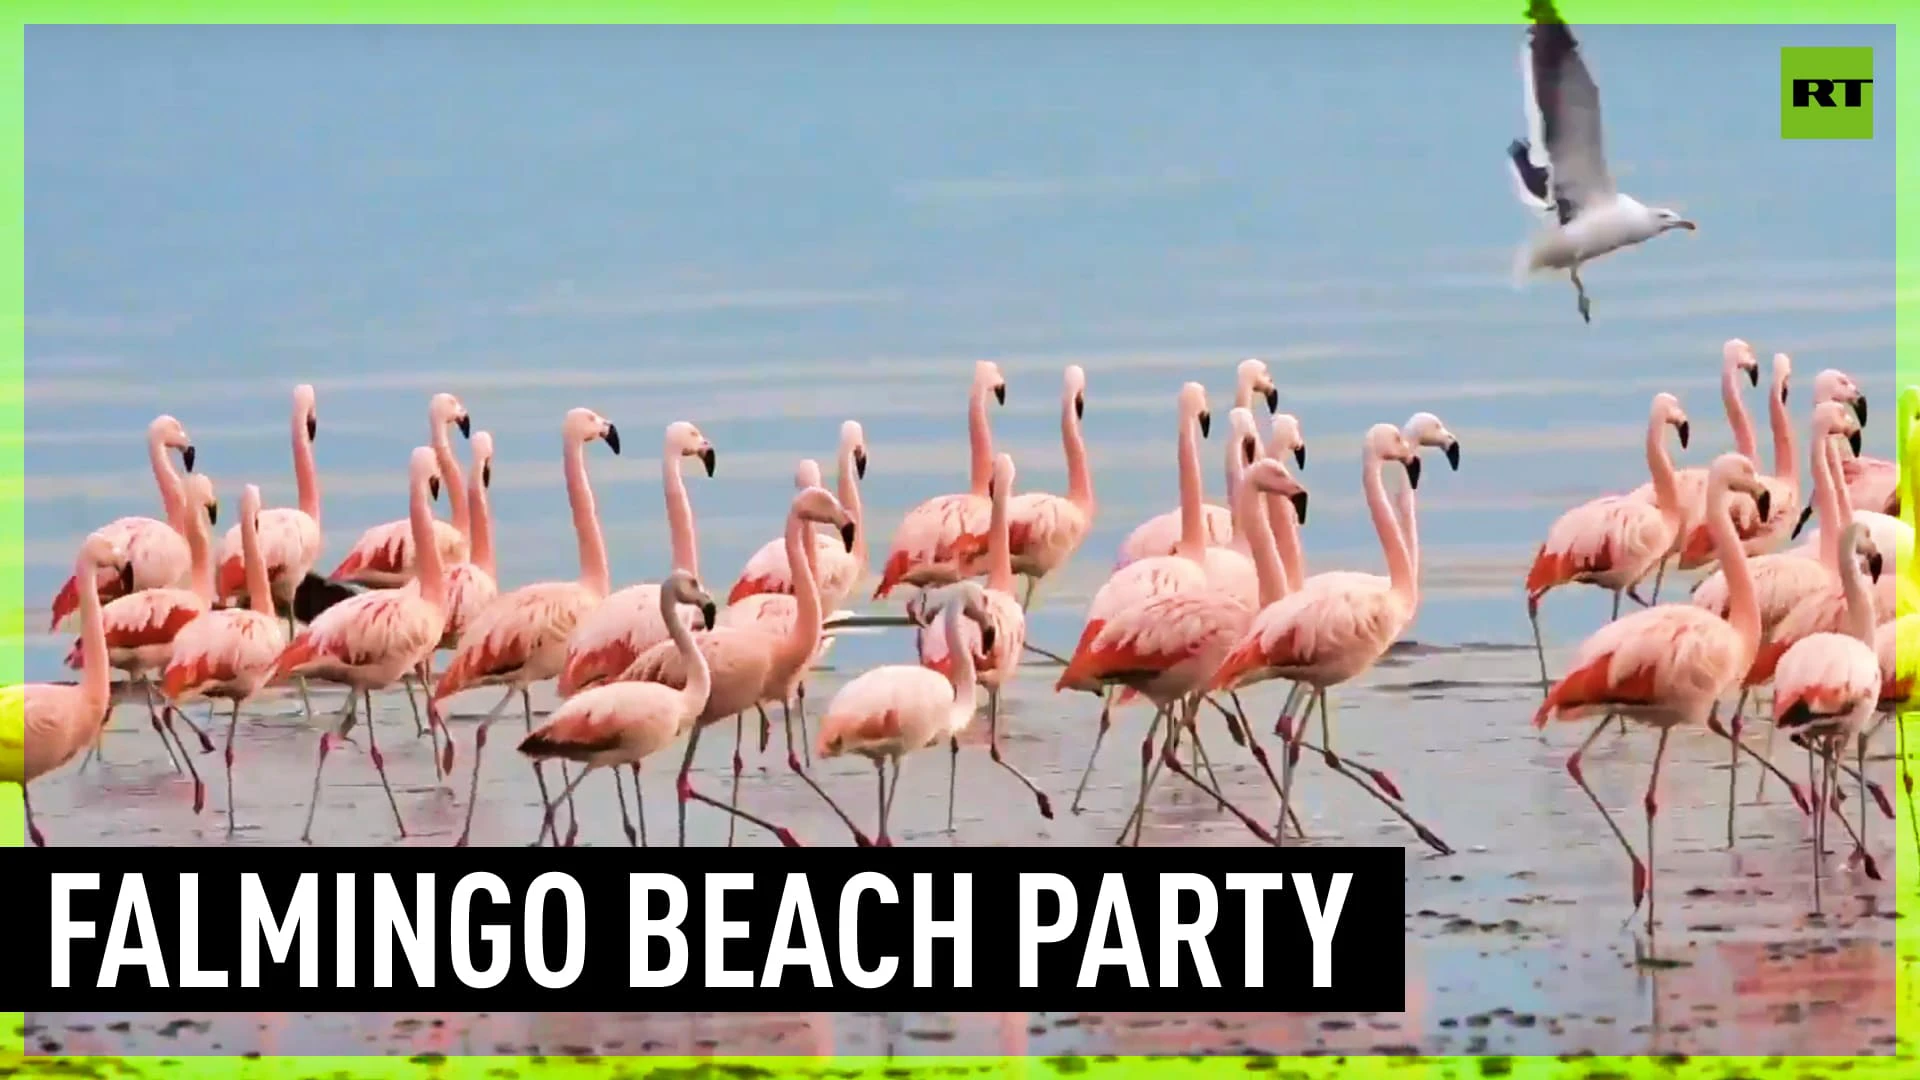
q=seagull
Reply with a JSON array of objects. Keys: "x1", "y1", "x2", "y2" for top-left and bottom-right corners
[{"x1": 1506, "y1": 0, "x2": 1695, "y2": 324}]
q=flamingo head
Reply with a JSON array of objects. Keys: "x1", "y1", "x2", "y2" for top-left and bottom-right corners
[
  {"x1": 294, "y1": 384, "x2": 319, "y2": 442},
  {"x1": 1814, "y1": 369, "x2": 1867, "y2": 426},
  {"x1": 986, "y1": 452, "x2": 1017, "y2": 504},
  {"x1": 1364, "y1": 422, "x2": 1421, "y2": 488},
  {"x1": 432, "y1": 393, "x2": 472, "y2": 439},
  {"x1": 1723, "y1": 339, "x2": 1760, "y2": 387},
  {"x1": 185, "y1": 473, "x2": 218, "y2": 528},
  {"x1": 1244, "y1": 457, "x2": 1309, "y2": 527},
  {"x1": 469, "y1": 430, "x2": 495, "y2": 489},
  {"x1": 663, "y1": 568, "x2": 718, "y2": 630},
  {"x1": 1844, "y1": 523, "x2": 1884, "y2": 583},
  {"x1": 410, "y1": 446, "x2": 444, "y2": 503},
  {"x1": 241, "y1": 484, "x2": 264, "y2": 535},
  {"x1": 1814, "y1": 400, "x2": 1865, "y2": 456},
  {"x1": 663, "y1": 420, "x2": 714, "y2": 476},
  {"x1": 794, "y1": 458, "x2": 825, "y2": 491},
  {"x1": 78, "y1": 531, "x2": 129, "y2": 577},
  {"x1": 1064, "y1": 364, "x2": 1088, "y2": 420},
  {"x1": 794, "y1": 484, "x2": 856, "y2": 553},
  {"x1": 1403, "y1": 412, "x2": 1462, "y2": 472},
  {"x1": 1237, "y1": 358, "x2": 1278, "y2": 413},
  {"x1": 839, "y1": 419, "x2": 868, "y2": 480},
  {"x1": 150, "y1": 414, "x2": 195, "y2": 473},
  {"x1": 1228, "y1": 407, "x2": 1260, "y2": 467},
  {"x1": 1707, "y1": 453, "x2": 1771, "y2": 522},
  {"x1": 1769, "y1": 353, "x2": 1793, "y2": 407},
  {"x1": 1179, "y1": 382, "x2": 1211, "y2": 438},
  {"x1": 564, "y1": 408, "x2": 620, "y2": 456},
  {"x1": 1268, "y1": 414, "x2": 1307, "y2": 470},
  {"x1": 974, "y1": 360, "x2": 1007, "y2": 406},
  {"x1": 1651, "y1": 392, "x2": 1691, "y2": 450}
]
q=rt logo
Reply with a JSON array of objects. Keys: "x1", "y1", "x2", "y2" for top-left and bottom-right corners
[{"x1": 1780, "y1": 46, "x2": 1874, "y2": 140}]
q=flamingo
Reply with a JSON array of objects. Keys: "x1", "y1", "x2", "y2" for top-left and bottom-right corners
[
  {"x1": 999, "y1": 365, "x2": 1096, "y2": 611},
  {"x1": 1791, "y1": 382, "x2": 1920, "y2": 559},
  {"x1": 1064, "y1": 442, "x2": 1312, "y2": 846},
  {"x1": 913, "y1": 452, "x2": 1052, "y2": 830},
  {"x1": 1532, "y1": 453, "x2": 1774, "y2": 943},
  {"x1": 327, "y1": 392, "x2": 470, "y2": 589},
  {"x1": 1210, "y1": 423, "x2": 1453, "y2": 855},
  {"x1": 1627, "y1": 339, "x2": 1759, "y2": 582},
  {"x1": 435, "y1": 408, "x2": 622, "y2": 848},
  {"x1": 555, "y1": 421, "x2": 716, "y2": 697},
  {"x1": 69, "y1": 472, "x2": 221, "y2": 788},
  {"x1": 1677, "y1": 352, "x2": 1800, "y2": 566},
  {"x1": 5, "y1": 532, "x2": 128, "y2": 845},
  {"x1": 1771, "y1": 519, "x2": 1886, "y2": 901},
  {"x1": 729, "y1": 420, "x2": 868, "y2": 613},
  {"x1": 1114, "y1": 358, "x2": 1282, "y2": 568},
  {"x1": 163, "y1": 483, "x2": 291, "y2": 836},
  {"x1": 622, "y1": 485, "x2": 859, "y2": 847},
  {"x1": 273, "y1": 446, "x2": 451, "y2": 843},
  {"x1": 872, "y1": 360, "x2": 1005, "y2": 598},
  {"x1": 214, "y1": 383, "x2": 322, "y2": 624},
  {"x1": 48, "y1": 415, "x2": 197, "y2": 630},
  {"x1": 814, "y1": 582, "x2": 998, "y2": 846},
  {"x1": 518, "y1": 570, "x2": 801, "y2": 847},
  {"x1": 1871, "y1": 611, "x2": 1919, "y2": 864},
  {"x1": 1525, "y1": 392, "x2": 1692, "y2": 694},
  {"x1": 1262, "y1": 414, "x2": 1312, "y2": 592}
]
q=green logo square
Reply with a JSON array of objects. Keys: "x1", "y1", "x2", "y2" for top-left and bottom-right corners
[{"x1": 1781, "y1": 46, "x2": 1874, "y2": 140}]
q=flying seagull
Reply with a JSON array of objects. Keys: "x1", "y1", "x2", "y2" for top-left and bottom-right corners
[{"x1": 1506, "y1": 0, "x2": 1695, "y2": 323}]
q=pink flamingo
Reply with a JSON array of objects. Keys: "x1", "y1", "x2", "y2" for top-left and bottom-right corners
[
  {"x1": 729, "y1": 421, "x2": 868, "y2": 611},
  {"x1": 69, "y1": 472, "x2": 221, "y2": 788},
  {"x1": 9, "y1": 532, "x2": 128, "y2": 845},
  {"x1": 1871, "y1": 612, "x2": 1919, "y2": 864},
  {"x1": 163, "y1": 483, "x2": 291, "y2": 836},
  {"x1": 555, "y1": 421, "x2": 717, "y2": 697},
  {"x1": 273, "y1": 447, "x2": 451, "y2": 843},
  {"x1": 1056, "y1": 383, "x2": 1238, "y2": 812},
  {"x1": 986, "y1": 365, "x2": 1096, "y2": 611},
  {"x1": 215, "y1": 384, "x2": 323, "y2": 623},
  {"x1": 518, "y1": 570, "x2": 801, "y2": 847},
  {"x1": 1771, "y1": 519, "x2": 1885, "y2": 900},
  {"x1": 1114, "y1": 359, "x2": 1280, "y2": 568},
  {"x1": 1627, "y1": 340, "x2": 1760, "y2": 581},
  {"x1": 1063, "y1": 443, "x2": 1311, "y2": 846},
  {"x1": 1677, "y1": 352, "x2": 1800, "y2": 565},
  {"x1": 423, "y1": 429, "x2": 500, "y2": 650},
  {"x1": 1210, "y1": 423, "x2": 1453, "y2": 855},
  {"x1": 872, "y1": 361, "x2": 1006, "y2": 599},
  {"x1": 1533, "y1": 453, "x2": 1773, "y2": 942},
  {"x1": 621, "y1": 486, "x2": 858, "y2": 847},
  {"x1": 814, "y1": 583, "x2": 998, "y2": 845},
  {"x1": 434, "y1": 409, "x2": 622, "y2": 847},
  {"x1": 49, "y1": 415, "x2": 197, "y2": 629},
  {"x1": 327, "y1": 393, "x2": 470, "y2": 588},
  {"x1": 1524, "y1": 393, "x2": 1692, "y2": 694},
  {"x1": 1789, "y1": 380, "x2": 1914, "y2": 557},
  {"x1": 913, "y1": 452, "x2": 1052, "y2": 829}
]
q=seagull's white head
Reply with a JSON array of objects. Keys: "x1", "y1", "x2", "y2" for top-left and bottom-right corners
[{"x1": 1651, "y1": 206, "x2": 1696, "y2": 233}]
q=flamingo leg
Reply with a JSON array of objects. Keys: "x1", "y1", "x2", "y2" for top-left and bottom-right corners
[
  {"x1": 631, "y1": 764, "x2": 649, "y2": 847},
  {"x1": 1606, "y1": 592, "x2": 1627, "y2": 736},
  {"x1": 1274, "y1": 690, "x2": 1314, "y2": 847},
  {"x1": 140, "y1": 678, "x2": 185, "y2": 773},
  {"x1": 402, "y1": 673, "x2": 426, "y2": 738},
  {"x1": 1218, "y1": 692, "x2": 1290, "y2": 820},
  {"x1": 1190, "y1": 721, "x2": 1225, "y2": 812},
  {"x1": 533, "y1": 764, "x2": 596, "y2": 846},
  {"x1": 1725, "y1": 691, "x2": 1749, "y2": 846},
  {"x1": 987, "y1": 686, "x2": 1053, "y2": 820},
  {"x1": 881, "y1": 756, "x2": 902, "y2": 845},
  {"x1": 1564, "y1": 713, "x2": 1646, "y2": 916},
  {"x1": 223, "y1": 701, "x2": 242, "y2": 837},
  {"x1": 1020, "y1": 576, "x2": 1037, "y2": 612},
  {"x1": 1642, "y1": 726, "x2": 1671, "y2": 943},
  {"x1": 1647, "y1": 558, "x2": 1667, "y2": 604},
  {"x1": 1808, "y1": 744, "x2": 1826, "y2": 913},
  {"x1": 300, "y1": 692, "x2": 361, "y2": 844},
  {"x1": 1224, "y1": 691, "x2": 1251, "y2": 748},
  {"x1": 24, "y1": 787, "x2": 45, "y2": 846},
  {"x1": 159, "y1": 707, "x2": 207, "y2": 815},
  {"x1": 1158, "y1": 697, "x2": 1275, "y2": 844},
  {"x1": 782, "y1": 701, "x2": 869, "y2": 845},
  {"x1": 523, "y1": 688, "x2": 578, "y2": 847},
  {"x1": 795, "y1": 683, "x2": 812, "y2": 767},
  {"x1": 362, "y1": 690, "x2": 408, "y2": 839},
  {"x1": 874, "y1": 759, "x2": 889, "y2": 847},
  {"x1": 166, "y1": 690, "x2": 217, "y2": 754},
  {"x1": 675, "y1": 724, "x2": 704, "y2": 848},
  {"x1": 414, "y1": 661, "x2": 442, "y2": 785},
  {"x1": 727, "y1": 712, "x2": 745, "y2": 848},
  {"x1": 945, "y1": 735, "x2": 960, "y2": 833},
  {"x1": 1829, "y1": 755, "x2": 1894, "y2": 821},
  {"x1": 424, "y1": 669, "x2": 454, "y2": 781},
  {"x1": 1069, "y1": 689, "x2": 1115, "y2": 814},
  {"x1": 1308, "y1": 695, "x2": 1448, "y2": 854},
  {"x1": 613, "y1": 767, "x2": 638, "y2": 846},
  {"x1": 1022, "y1": 642, "x2": 1072, "y2": 667},
  {"x1": 757, "y1": 704, "x2": 771, "y2": 756},
  {"x1": 1118, "y1": 705, "x2": 1170, "y2": 846},
  {"x1": 454, "y1": 687, "x2": 519, "y2": 847},
  {"x1": 1527, "y1": 598, "x2": 1552, "y2": 700},
  {"x1": 1855, "y1": 734, "x2": 1877, "y2": 877},
  {"x1": 1707, "y1": 711, "x2": 1811, "y2": 816}
]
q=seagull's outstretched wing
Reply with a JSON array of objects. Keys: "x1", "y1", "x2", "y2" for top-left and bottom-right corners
[
  {"x1": 1506, "y1": 138, "x2": 1558, "y2": 219},
  {"x1": 1526, "y1": 0, "x2": 1614, "y2": 219}
]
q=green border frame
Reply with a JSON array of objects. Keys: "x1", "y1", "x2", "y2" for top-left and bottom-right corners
[{"x1": 3, "y1": 1, "x2": 1914, "y2": 1076}]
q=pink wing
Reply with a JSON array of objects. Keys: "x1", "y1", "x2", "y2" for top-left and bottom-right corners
[
  {"x1": 163, "y1": 608, "x2": 286, "y2": 700},
  {"x1": 218, "y1": 507, "x2": 321, "y2": 601},
  {"x1": 1084, "y1": 554, "x2": 1208, "y2": 625},
  {"x1": 873, "y1": 493, "x2": 992, "y2": 598},
  {"x1": 818, "y1": 664, "x2": 953, "y2": 756},
  {"x1": 1114, "y1": 503, "x2": 1233, "y2": 569},
  {"x1": 1772, "y1": 633, "x2": 1879, "y2": 724},
  {"x1": 918, "y1": 586, "x2": 1025, "y2": 686},
  {"x1": 1005, "y1": 491, "x2": 1091, "y2": 577},
  {"x1": 1841, "y1": 454, "x2": 1900, "y2": 514},
  {"x1": 559, "y1": 582, "x2": 706, "y2": 696}
]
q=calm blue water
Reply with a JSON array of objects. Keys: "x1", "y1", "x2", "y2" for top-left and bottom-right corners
[{"x1": 22, "y1": 24, "x2": 1899, "y2": 683}]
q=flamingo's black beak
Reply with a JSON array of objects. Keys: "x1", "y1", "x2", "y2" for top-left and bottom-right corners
[
  {"x1": 701, "y1": 601, "x2": 718, "y2": 628},
  {"x1": 182, "y1": 445, "x2": 197, "y2": 473},
  {"x1": 429, "y1": 475, "x2": 441, "y2": 501},
  {"x1": 1747, "y1": 365, "x2": 1759, "y2": 388},
  {"x1": 1677, "y1": 421, "x2": 1691, "y2": 449},
  {"x1": 979, "y1": 623, "x2": 997, "y2": 653},
  {"x1": 603, "y1": 424, "x2": 622, "y2": 455},
  {"x1": 1849, "y1": 430, "x2": 1864, "y2": 457},
  {"x1": 1405, "y1": 456, "x2": 1422, "y2": 490},
  {"x1": 1792, "y1": 505, "x2": 1814, "y2": 540},
  {"x1": 1264, "y1": 387, "x2": 1279, "y2": 413},
  {"x1": 1074, "y1": 394, "x2": 1085, "y2": 421},
  {"x1": 307, "y1": 415, "x2": 318, "y2": 441},
  {"x1": 1755, "y1": 489, "x2": 1773, "y2": 522},
  {"x1": 1444, "y1": 441, "x2": 1461, "y2": 471},
  {"x1": 854, "y1": 447, "x2": 868, "y2": 480},
  {"x1": 699, "y1": 447, "x2": 717, "y2": 477},
  {"x1": 1290, "y1": 490, "x2": 1309, "y2": 526},
  {"x1": 840, "y1": 522, "x2": 857, "y2": 552},
  {"x1": 1198, "y1": 411, "x2": 1212, "y2": 439},
  {"x1": 118, "y1": 562, "x2": 135, "y2": 595},
  {"x1": 1855, "y1": 396, "x2": 1869, "y2": 425},
  {"x1": 993, "y1": 384, "x2": 1006, "y2": 406},
  {"x1": 1242, "y1": 438, "x2": 1257, "y2": 465},
  {"x1": 1869, "y1": 552, "x2": 1885, "y2": 582},
  {"x1": 1294, "y1": 445, "x2": 1307, "y2": 470},
  {"x1": 206, "y1": 501, "x2": 219, "y2": 527},
  {"x1": 482, "y1": 463, "x2": 492, "y2": 488},
  {"x1": 457, "y1": 415, "x2": 472, "y2": 439}
]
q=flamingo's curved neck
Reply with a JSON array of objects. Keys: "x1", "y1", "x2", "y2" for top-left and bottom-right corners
[
  {"x1": 662, "y1": 587, "x2": 711, "y2": 716},
  {"x1": 1767, "y1": 377, "x2": 1796, "y2": 487},
  {"x1": 185, "y1": 504, "x2": 215, "y2": 604},
  {"x1": 1706, "y1": 480, "x2": 1761, "y2": 656},
  {"x1": 1363, "y1": 448, "x2": 1416, "y2": 603},
  {"x1": 566, "y1": 438, "x2": 610, "y2": 599},
  {"x1": 1645, "y1": 411, "x2": 1682, "y2": 526},
  {"x1": 75, "y1": 555, "x2": 110, "y2": 718},
  {"x1": 1175, "y1": 411, "x2": 1206, "y2": 560},
  {"x1": 1722, "y1": 360, "x2": 1759, "y2": 461},
  {"x1": 292, "y1": 406, "x2": 321, "y2": 526},
  {"x1": 1837, "y1": 529, "x2": 1874, "y2": 644},
  {"x1": 661, "y1": 450, "x2": 699, "y2": 581},
  {"x1": 431, "y1": 419, "x2": 471, "y2": 540},
  {"x1": 241, "y1": 509, "x2": 275, "y2": 618},
  {"x1": 775, "y1": 506, "x2": 826, "y2": 676},
  {"x1": 410, "y1": 470, "x2": 448, "y2": 609},
  {"x1": 1236, "y1": 474, "x2": 1287, "y2": 609},
  {"x1": 1224, "y1": 439, "x2": 1249, "y2": 542},
  {"x1": 1813, "y1": 426, "x2": 1844, "y2": 571},
  {"x1": 149, "y1": 433, "x2": 187, "y2": 527},
  {"x1": 966, "y1": 387, "x2": 995, "y2": 496},
  {"x1": 837, "y1": 446, "x2": 867, "y2": 571},
  {"x1": 987, "y1": 475, "x2": 1014, "y2": 594},
  {"x1": 942, "y1": 600, "x2": 980, "y2": 707},
  {"x1": 1829, "y1": 435, "x2": 1858, "y2": 527},
  {"x1": 1062, "y1": 395, "x2": 1094, "y2": 513},
  {"x1": 1394, "y1": 466, "x2": 1421, "y2": 585},
  {"x1": 1266, "y1": 489, "x2": 1307, "y2": 594},
  {"x1": 469, "y1": 465, "x2": 496, "y2": 580}
]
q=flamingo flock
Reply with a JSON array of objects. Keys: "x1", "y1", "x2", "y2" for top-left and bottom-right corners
[{"x1": 6, "y1": 345, "x2": 1914, "y2": 945}]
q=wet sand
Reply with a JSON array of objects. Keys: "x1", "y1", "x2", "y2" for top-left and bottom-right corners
[{"x1": 25, "y1": 638, "x2": 1909, "y2": 1057}]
